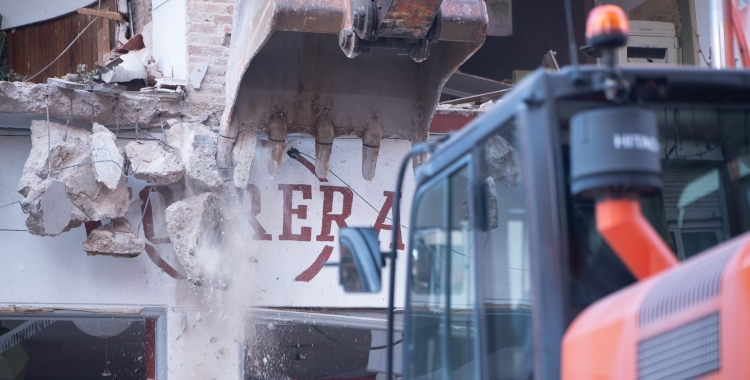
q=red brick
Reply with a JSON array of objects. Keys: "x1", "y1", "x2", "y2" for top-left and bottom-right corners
[
  {"x1": 198, "y1": 83, "x2": 225, "y2": 93},
  {"x1": 190, "y1": 56, "x2": 211, "y2": 63},
  {"x1": 206, "y1": 67, "x2": 227, "y2": 76},
  {"x1": 188, "y1": 35, "x2": 223, "y2": 46},
  {"x1": 213, "y1": 15, "x2": 233, "y2": 24},
  {"x1": 188, "y1": 45, "x2": 226, "y2": 56},
  {"x1": 189, "y1": 23, "x2": 218, "y2": 33},
  {"x1": 188, "y1": 10, "x2": 212, "y2": 22},
  {"x1": 187, "y1": 2, "x2": 231, "y2": 13}
]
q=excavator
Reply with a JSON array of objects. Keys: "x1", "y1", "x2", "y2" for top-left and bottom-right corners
[{"x1": 337, "y1": 4, "x2": 750, "y2": 380}]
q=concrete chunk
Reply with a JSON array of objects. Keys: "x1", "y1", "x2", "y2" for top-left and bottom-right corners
[
  {"x1": 83, "y1": 218, "x2": 145, "y2": 257},
  {"x1": 232, "y1": 130, "x2": 256, "y2": 188},
  {"x1": 189, "y1": 62, "x2": 209, "y2": 90},
  {"x1": 91, "y1": 123, "x2": 124, "y2": 190},
  {"x1": 165, "y1": 192, "x2": 226, "y2": 287},
  {"x1": 17, "y1": 120, "x2": 129, "y2": 236},
  {"x1": 125, "y1": 141, "x2": 185, "y2": 184},
  {"x1": 166, "y1": 122, "x2": 224, "y2": 191}
]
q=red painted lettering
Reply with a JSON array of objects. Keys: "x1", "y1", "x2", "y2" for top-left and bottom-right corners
[
  {"x1": 244, "y1": 184, "x2": 272, "y2": 241},
  {"x1": 316, "y1": 186, "x2": 353, "y2": 242},
  {"x1": 278, "y1": 184, "x2": 312, "y2": 241},
  {"x1": 374, "y1": 191, "x2": 405, "y2": 250}
]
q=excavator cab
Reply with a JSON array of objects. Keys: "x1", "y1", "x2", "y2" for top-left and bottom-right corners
[{"x1": 338, "y1": 5, "x2": 750, "y2": 380}]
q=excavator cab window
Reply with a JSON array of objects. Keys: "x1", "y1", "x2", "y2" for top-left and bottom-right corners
[
  {"x1": 406, "y1": 162, "x2": 477, "y2": 379},
  {"x1": 405, "y1": 117, "x2": 532, "y2": 380},
  {"x1": 561, "y1": 104, "x2": 750, "y2": 311}
]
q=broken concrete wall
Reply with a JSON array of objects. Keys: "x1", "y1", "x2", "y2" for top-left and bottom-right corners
[
  {"x1": 18, "y1": 120, "x2": 130, "y2": 236},
  {"x1": 165, "y1": 121, "x2": 224, "y2": 192},
  {"x1": 0, "y1": 82, "x2": 222, "y2": 129}
]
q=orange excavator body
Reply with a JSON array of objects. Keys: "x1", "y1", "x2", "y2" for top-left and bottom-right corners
[{"x1": 563, "y1": 230, "x2": 750, "y2": 379}]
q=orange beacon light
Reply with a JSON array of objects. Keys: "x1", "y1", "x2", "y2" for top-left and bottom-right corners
[{"x1": 586, "y1": 5, "x2": 629, "y2": 48}]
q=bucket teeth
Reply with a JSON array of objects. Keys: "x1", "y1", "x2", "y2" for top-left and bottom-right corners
[
  {"x1": 362, "y1": 121, "x2": 382, "y2": 181},
  {"x1": 314, "y1": 112, "x2": 335, "y2": 179},
  {"x1": 267, "y1": 111, "x2": 288, "y2": 175}
]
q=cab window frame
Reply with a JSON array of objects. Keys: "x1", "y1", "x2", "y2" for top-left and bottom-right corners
[{"x1": 403, "y1": 153, "x2": 478, "y2": 380}]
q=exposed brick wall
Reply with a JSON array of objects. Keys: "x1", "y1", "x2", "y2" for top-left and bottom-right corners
[
  {"x1": 130, "y1": 0, "x2": 152, "y2": 35},
  {"x1": 185, "y1": 0, "x2": 233, "y2": 109}
]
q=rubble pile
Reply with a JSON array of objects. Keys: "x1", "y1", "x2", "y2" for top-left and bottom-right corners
[
  {"x1": 16, "y1": 117, "x2": 236, "y2": 275},
  {"x1": 49, "y1": 33, "x2": 188, "y2": 94}
]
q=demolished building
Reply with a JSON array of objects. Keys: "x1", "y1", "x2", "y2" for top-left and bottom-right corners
[{"x1": 0, "y1": 0, "x2": 595, "y2": 377}]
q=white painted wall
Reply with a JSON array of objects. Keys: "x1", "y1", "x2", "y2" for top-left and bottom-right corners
[
  {"x1": 151, "y1": 0, "x2": 187, "y2": 79},
  {"x1": 0, "y1": 114, "x2": 415, "y2": 378},
  {"x1": 0, "y1": 0, "x2": 93, "y2": 30},
  {"x1": 695, "y1": 0, "x2": 711, "y2": 67}
]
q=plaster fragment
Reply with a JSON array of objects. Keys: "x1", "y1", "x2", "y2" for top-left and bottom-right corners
[{"x1": 91, "y1": 123, "x2": 124, "y2": 190}]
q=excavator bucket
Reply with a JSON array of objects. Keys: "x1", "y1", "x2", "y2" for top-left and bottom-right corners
[{"x1": 218, "y1": 0, "x2": 487, "y2": 180}]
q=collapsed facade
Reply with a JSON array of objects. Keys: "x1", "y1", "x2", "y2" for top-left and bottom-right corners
[
  {"x1": 0, "y1": 0, "x2": 490, "y2": 378},
  {"x1": 1, "y1": 0, "x2": 701, "y2": 377}
]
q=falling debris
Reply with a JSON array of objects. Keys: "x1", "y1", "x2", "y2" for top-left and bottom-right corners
[
  {"x1": 101, "y1": 52, "x2": 148, "y2": 83},
  {"x1": 18, "y1": 121, "x2": 129, "y2": 236},
  {"x1": 125, "y1": 141, "x2": 185, "y2": 185},
  {"x1": 115, "y1": 33, "x2": 146, "y2": 53},
  {"x1": 166, "y1": 122, "x2": 225, "y2": 192},
  {"x1": 189, "y1": 62, "x2": 209, "y2": 90},
  {"x1": 231, "y1": 130, "x2": 256, "y2": 188},
  {"x1": 165, "y1": 192, "x2": 225, "y2": 286},
  {"x1": 82, "y1": 218, "x2": 146, "y2": 257},
  {"x1": 91, "y1": 123, "x2": 124, "y2": 191}
]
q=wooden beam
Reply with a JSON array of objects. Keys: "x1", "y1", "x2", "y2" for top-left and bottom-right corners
[{"x1": 76, "y1": 8, "x2": 124, "y2": 21}]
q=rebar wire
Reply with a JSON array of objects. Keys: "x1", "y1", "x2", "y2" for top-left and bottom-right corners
[
  {"x1": 26, "y1": 0, "x2": 103, "y2": 82},
  {"x1": 63, "y1": 95, "x2": 72, "y2": 141},
  {"x1": 81, "y1": 100, "x2": 176, "y2": 151},
  {"x1": 292, "y1": 149, "x2": 407, "y2": 228},
  {"x1": 0, "y1": 201, "x2": 26, "y2": 214},
  {"x1": 46, "y1": 96, "x2": 51, "y2": 175},
  {"x1": 135, "y1": 111, "x2": 140, "y2": 142},
  {"x1": 309, "y1": 325, "x2": 404, "y2": 351},
  {"x1": 136, "y1": 184, "x2": 152, "y2": 239}
]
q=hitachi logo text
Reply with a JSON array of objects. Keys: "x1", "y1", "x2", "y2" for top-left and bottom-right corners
[{"x1": 613, "y1": 133, "x2": 659, "y2": 152}]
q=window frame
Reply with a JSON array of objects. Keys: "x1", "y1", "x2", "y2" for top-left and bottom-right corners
[
  {"x1": 403, "y1": 153, "x2": 476, "y2": 380},
  {"x1": 0, "y1": 307, "x2": 167, "y2": 379}
]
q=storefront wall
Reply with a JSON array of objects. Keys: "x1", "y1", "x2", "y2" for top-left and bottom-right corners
[{"x1": 0, "y1": 116, "x2": 415, "y2": 379}]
